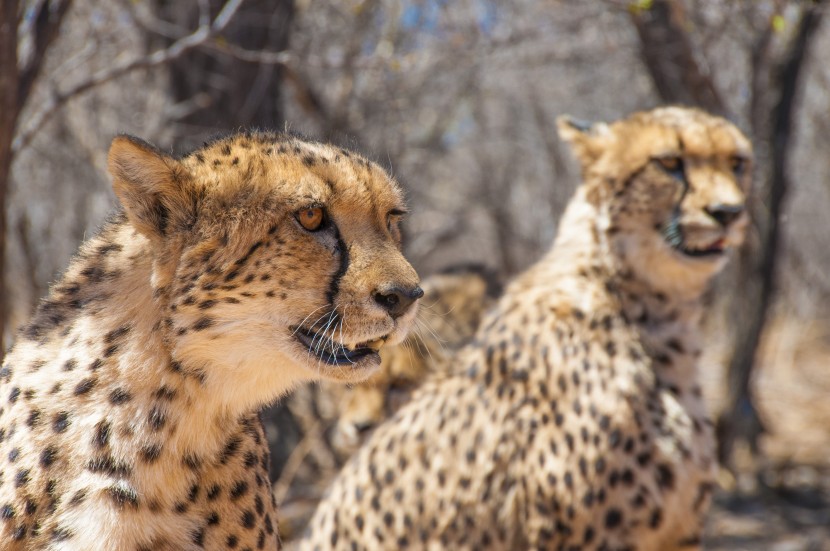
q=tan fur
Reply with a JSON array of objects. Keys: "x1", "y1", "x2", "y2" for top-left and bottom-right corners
[
  {"x1": 0, "y1": 131, "x2": 420, "y2": 550},
  {"x1": 332, "y1": 266, "x2": 500, "y2": 453},
  {"x1": 299, "y1": 107, "x2": 752, "y2": 550}
]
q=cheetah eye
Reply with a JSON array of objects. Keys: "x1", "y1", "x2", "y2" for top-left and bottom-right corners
[
  {"x1": 296, "y1": 207, "x2": 325, "y2": 232},
  {"x1": 730, "y1": 156, "x2": 748, "y2": 176},
  {"x1": 386, "y1": 208, "x2": 406, "y2": 233},
  {"x1": 656, "y1": 156, "x2": 684, "y2": 174}
]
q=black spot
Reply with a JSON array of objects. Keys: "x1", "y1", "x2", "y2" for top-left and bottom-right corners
[
  {"x1": 227, "y1": 534, "x2": 239, "y2": 548},
  {"x1": 8, "y1": 448, "x2": 19, "y2": 462},
  {"x1": 15, "y1": 469, "x2": 30, "y2": 487},
  {"x1": 207, "y1": 512, "x2": 220, "y2": 525},
  {"x1": 74, "y1": 378, "x2": 97, "y2": 396},
  {"x1": 148, "y1": 407, "x2": 166, "y2": 431},
  {"x1": 241, "y1": 510, "x2": 255, "y2": 529},
  {"x1": 40, "y1": 447, "x2": 58, "y2": 468},
  {"x1": 656, "y1": 463, "x2": 675, "y2": 490},
  {"x1": 184, "y1": 454, "x2": 203, "y2": 470},
  {"x1": 230, "y1": 481, "x2": 249, "y2": 500},
  {"x1": 1, "y1": 504, "x2": 15, "y2": 519},
  {"x1": 51, "y1": 527, "x2": 74, "y2": 541},
  {"x1": 605, "y1": 508, "x2": 622, "y2": 529},
  {"x1": 53, "y1": 412, "x2": 70, "y2": 433},
  {"x1": 219, "y1": 436, "x2": 242, "y2": 464},
  {"x1": 63, "y1": 359, "x2": 77, "y2": 371},
  {"x1": 9, "y1": 387, "x2": 20, "y2": 403},
  {"x1": 141, "y1": 444, "x2": 162, "y2": 463},
  {"x1": 104, "y1": 325, "x2": 131, "y2": 343},
  {"x1": 27, "y1": 409, "x2": 41, "y2": 427},
  {"x1": 191, "y1": 527, "x2": 205, "y2": 546},
  {"x1": 68, "y1": 490, "x2": 87, "y2": 506},
  {"x1": 649, "y1": 508, "x2": 662, "y2": 528},
  {"x1": 12, "y1": 524, "x2": 26, "y2": 540},
  {"x1": 608, "y1": 428, "x2": 621, "y2": 448},
  {"x1": 109, "y1": 388, "x2": 131, "y2": 405},
  {"x1": 193, "y1": 317, "x2": 215, "y2": 331},
  {"x1": 154, "y1": 386, "x2": 177, "y2": 401},
  {"x1": 87, "y1": 456, "x2": 131, "y2": 477},
  {"x1": 107, "y1": 484, "x2": 139, "y2": 508},
  {"x1": 94, "y1": 421, "x2": 111, "y2": 448},
  {"x1": 206, "y1": 484, "x2": 221, "y2": 500}
]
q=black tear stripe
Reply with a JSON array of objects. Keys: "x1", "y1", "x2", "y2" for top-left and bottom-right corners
[{"x1": 325, "y1": 222, "x2": 350, "y2": 313}]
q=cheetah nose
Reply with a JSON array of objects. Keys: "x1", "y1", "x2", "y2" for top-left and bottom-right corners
[
  {"x1": 374, "y1": 285, "x2": 424, "y2": 319},
  {"x1": 353, "y1": 420, "x2": 375, "y2": 435},
  {"x1": 705, "y1": 204, "x2": 744, "y2": 228}
]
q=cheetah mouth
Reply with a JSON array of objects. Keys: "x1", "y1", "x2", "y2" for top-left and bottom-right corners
[
  {"x1": 291, "y1": 326, "x2": 385, "y2": 366},
  {"x1": 677, "y1": 237, "x2": 726, "y2": 258},
  {"x1": 662, "y1": 221, "x2": 726, "y2": 259}
]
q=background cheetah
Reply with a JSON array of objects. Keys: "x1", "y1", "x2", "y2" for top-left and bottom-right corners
[
  {"x1": 299, "y1": 106, "x2": 752, "y2": 550},
  {"x1": 0, "y1": 132, "x2": 421, "y2": 549}
]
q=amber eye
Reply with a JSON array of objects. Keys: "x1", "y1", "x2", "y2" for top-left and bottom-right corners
[
  {"x1": 730, "y1": 156, "x2": 747, "y2": 176},
  {"x1": 296, "y1": 207, "x2": 325, "y2": 231},
  {"x1": 386, "y1": 209, "x2": 406, "y2": 237},
  {"x1": 657, "y1": 156, "x2": 683, "y2": 172}
]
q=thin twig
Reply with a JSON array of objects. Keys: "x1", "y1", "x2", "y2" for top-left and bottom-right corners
[{"x1": 12, "y1": 0, "x2": 244, "y2": 154}]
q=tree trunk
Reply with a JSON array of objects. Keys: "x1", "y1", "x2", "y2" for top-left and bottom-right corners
[
  {"x1": 717, "y1": 3, "x2": 825, "y2": 467},
  {"x1": 630, "y1": 0, "x2": 825, "y2": 468},
  {"x1": 0, "y1": 0, "x2": 21, "y2": 356},
  {"x1": 154, "y1": 0, "x2": 295, "y2": 149},
  {"x1": 630, "y1": 0, "x2": 727, "y2": 116}
]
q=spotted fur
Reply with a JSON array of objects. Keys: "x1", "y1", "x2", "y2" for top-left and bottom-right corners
[
  {"x1": 299, "y1": 107, "x2": 753, "y2": 550},
  {"x1": 0, "y1": 131, "x2": 421, "y2": 550}
]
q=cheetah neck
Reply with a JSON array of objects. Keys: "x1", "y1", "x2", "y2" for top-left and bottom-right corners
[
  {"x1": 13, "y1": 215, "x2": 264, "y2": 478},
  {"x1": 517, "y1": 187, "x2": 707, "y2": 384}
]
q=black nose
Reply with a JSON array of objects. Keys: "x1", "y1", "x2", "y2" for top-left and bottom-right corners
[
  {"x1": 705, "y1": 204, "x2": 744, "y2": 227},
  {"x1": 353, "y1": 421, "x2": 375, "y2": 435},
  {"x1": 374, "y1": 285, "x2": 424, "y2": 318}
]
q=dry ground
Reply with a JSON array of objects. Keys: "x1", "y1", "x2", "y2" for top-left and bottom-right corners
[{"x1": 703, "y1": 317, "x2": 830, "y2": 550}]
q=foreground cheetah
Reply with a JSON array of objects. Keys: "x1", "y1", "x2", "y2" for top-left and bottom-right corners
[
  {"x1": 301, "y1": 107, "x2": 752, "y2": 550},
  {"x1": 0, "y1": 132, "x2": 421, "y2": 549}
]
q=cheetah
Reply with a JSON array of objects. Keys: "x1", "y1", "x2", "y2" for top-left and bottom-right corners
[
  {"x1": 299, "y1": 106, "x2": 752, "y2": 550},
  {"x1": 0, "y1": 131, "x2": 422, "y2": 550},
  {"x1": 332, "y1": 264, "x2": 501, "y2": 454}
]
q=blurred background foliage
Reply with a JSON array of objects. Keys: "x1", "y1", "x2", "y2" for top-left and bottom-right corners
[{"x1": 1, "y1": 1, "x2": 829, "y2": 547}]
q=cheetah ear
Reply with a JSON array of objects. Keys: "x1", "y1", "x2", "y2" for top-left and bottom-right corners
[
  {"x1": 108, "y1": 135, "x2": 195, "y2": 241},
  {"x1": 556, "y1": 116, "x2": 612, "y2": 168}
]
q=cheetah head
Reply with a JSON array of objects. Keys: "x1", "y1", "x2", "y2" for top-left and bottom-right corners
[
  {"x1": 107, "y1": 132, "x2": 421, "y2": 406},
  {"x1": 558, "y1": 106, "x2": 753, "y2": 297}
]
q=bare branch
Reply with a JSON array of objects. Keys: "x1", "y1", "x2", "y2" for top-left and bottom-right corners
[
  {"x1": 17, "y1": 0, "x2": 74, "y2": 108},
  {"x1": 203, "y1": 41, "x2": 291, "y2": 65},
  {"x1": 12, "y1": 0, "x2": 244, "y2": 154}
]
